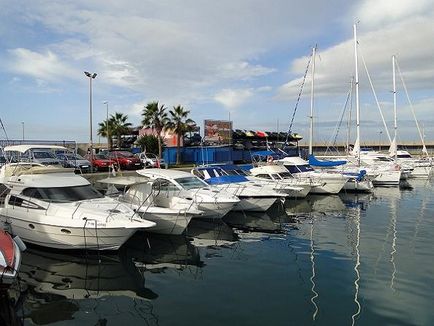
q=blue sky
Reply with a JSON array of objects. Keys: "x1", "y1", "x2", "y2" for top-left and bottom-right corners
[{"x1": 0, "y1": 0, "x2": 433, "y2": 146}]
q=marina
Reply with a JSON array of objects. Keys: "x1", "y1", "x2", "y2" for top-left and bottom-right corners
[
  {"x1": 0, "y1": 179, "x2": 433, "y2": 325},
  {"x1": 1, "y1": 1, "x2": 434, "y2": 325}
]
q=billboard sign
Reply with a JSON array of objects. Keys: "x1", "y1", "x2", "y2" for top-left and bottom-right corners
[{"x1": 204, "y1": 120, "x2": 232, "y2": 145}]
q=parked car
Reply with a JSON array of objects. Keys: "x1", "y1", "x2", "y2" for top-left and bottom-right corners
[
  {"x1": 85, "y1": 153, "x2": 116, "y2": 172},
  {"x1": 138, "y1": 152, "x2": 164, "y2": 168},
  {"x1": 56, "y1": 153, "x2": 92, "y2": 173},
  {"x1": 25, "y1": 149, "x2": 62, "y2": 166},
  {"x1": 107, "y1": 151, "x2": 143, "y2": 170}
]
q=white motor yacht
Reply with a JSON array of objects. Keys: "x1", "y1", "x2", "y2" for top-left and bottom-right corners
[
  {"x1": 276, "y1": 156, "x2": 349, "y2": 194},
  {"x1": 192, "y1": 166, "x2": 287, "y2": 212},
  {"x1": 0, "y1": 164, "x2": 155, "y2": 250},
  {"x1": 98, "y1": 176, "x2": 201, "y2": 235},
  {"x1": 354, "y1": 151, "x2": 402, "y2": 186},
  {"x1": 208, "y1": 164, "x2": 306, "y2": 198},
  {"x1": 136, "y1": 169, "x2": 240, "y2": 218},
  {"x1": 249, "y1": 164, "x2": 312, "y2": 197},
  {"x1": 394, "y1": 150, "x2": 432, "y2": 179}
]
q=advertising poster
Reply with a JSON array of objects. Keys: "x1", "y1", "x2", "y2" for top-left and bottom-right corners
[{"x1": 204, "y1": 120, "x2": 232, "y2": 145}]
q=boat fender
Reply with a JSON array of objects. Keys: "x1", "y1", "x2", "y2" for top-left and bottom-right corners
[
  {"x1": 356, "y1": 170, "x2": 367, "y2": 182},
  {"x1": 13, "y1": 235, "x2": 26, "y2": 251}
]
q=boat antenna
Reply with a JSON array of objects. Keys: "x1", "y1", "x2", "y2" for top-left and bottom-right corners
[{"x1": 285, "y1": 49, "x2": 313, "y2": 146}]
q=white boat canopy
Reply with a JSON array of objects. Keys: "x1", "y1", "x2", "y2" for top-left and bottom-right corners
[{"x1": 3, "y1": 144, "x2": 67, "y2": 153}]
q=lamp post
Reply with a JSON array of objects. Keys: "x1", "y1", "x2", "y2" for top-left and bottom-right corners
[
  {"x1": 21, "y1": 122, "x2": 24, "y2": 142},
  {"x1": 103, "y1": 101, "x2": 109, "y2": 152},
  {"x1": 84, "y1": 71, "x2": 97, "y2": 170}
]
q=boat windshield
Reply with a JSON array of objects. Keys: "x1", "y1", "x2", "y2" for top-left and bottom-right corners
[
  {"x1": 33, "y1": 151, "x2": 56, "y2": 159},
  {"x1": 284, "y1": 164, "x2": 314, "y2": 173},
  {"x1": 175, "y1": 177, "x2": 208, "y2": 190},
  {"x1": 22, "y1": 185, "x2": 103, "y2": 203},
  {"x1": 279, "y1": 172, "x2": 292, "y2": 179}
]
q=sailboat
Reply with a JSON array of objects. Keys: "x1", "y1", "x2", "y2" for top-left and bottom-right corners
[
  {"x1": 342, "y1": 25, "x2": 402, "y2": 186},
  {"x1": 283, "y1": 45, "x2": 374, "y2": 192},
  {"x1": 388, "y1": 56, "x2": 432, "y2": 178}
]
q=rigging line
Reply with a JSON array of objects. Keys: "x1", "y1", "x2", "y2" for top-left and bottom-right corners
[
  {"x1": 325, "y1": 79, "x2": 353, "y2": 154},
  {"x1": 0, "y1": 118, "x2": 9, "y2": 141},
  {"x1": 285, "y1": 50, "x2": 312, "y2": 145},
  {"x1": 359, "y1": 52, "x2": 392, "y2": 143},
  {"x1": 395, "y1": 58, "x2": 427, "y2": 155}
]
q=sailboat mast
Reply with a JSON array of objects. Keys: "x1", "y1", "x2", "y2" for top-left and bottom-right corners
[
  {"x1": 309, "y1": 46, "x2": 316, "y2": 156},
  {"x1": 392, "y1": 55, "x2": 398, "y2": 160},
  {"x1": 353, "y1": 24, "x2": 361, "y2": 166}
]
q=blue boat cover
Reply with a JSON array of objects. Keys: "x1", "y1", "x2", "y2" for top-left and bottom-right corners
[
  {"x1": 308, "y1": 154, "x2": 347, "y2": 167},
  {"x1": 205, "y1": 175, "x2": 249, "y2": 185}
]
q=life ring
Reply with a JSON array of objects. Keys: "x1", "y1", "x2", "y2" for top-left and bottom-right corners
[{"x1": 267, "y1": 156, "x2": 274, "y2": 163}]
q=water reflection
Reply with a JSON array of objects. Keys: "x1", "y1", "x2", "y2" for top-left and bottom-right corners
[
  {"x1": 121, "y1": 232, "x2": 203, "y2": 272},
  {"x1": 224, "y1": 211, "x2": 285, "y2": 234},
  {"x1": 0, "y1": 291, "x2": 22, "y2": 326},
  {"x1": 309, "y1": 220, "x2": 319, "y2": 321},
  {"x1": 285, "y1": 195, "x2": 346, "y2": 217},
  {"x1": 349, "y1": 206, "x2": 362, "y2": 325},
  {"x1": 186, "y1": 218, "x2": 239, "y2": 247},
  {"x1": 16, "y1": 246, "x2": 158, "y2": 325}
]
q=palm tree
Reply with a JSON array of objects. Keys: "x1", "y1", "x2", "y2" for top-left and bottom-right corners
[
  {"x1": 97, "y1": 119, "x2": 114, "y2": 150},
  {"x1": 167, "y1": 105, "x2": 195, "y2": 164},
  {"x1": 142, "y1": 101, "x2": 169, "y2": 158},
  {"x1": 110, "y1": 112, "x2": 132, "y2": 148}
]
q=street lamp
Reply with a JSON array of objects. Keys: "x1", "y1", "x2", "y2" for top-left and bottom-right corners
[
  {"x1": 21, "y1": 122, "x2": 24, "y2": 142},
  {"x1": 84, "y1": 71, "x2": 97, "y2": 170},
  {"x1": 103, "y1": 101, "x2": 109, "y2": 152}
]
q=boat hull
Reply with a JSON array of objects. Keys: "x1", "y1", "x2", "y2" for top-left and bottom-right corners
[
  {"x1": 342, "y1": 179, "x2": 373, "y2": 192},
  {"x1": 197, "y1": 201, "x2": 236, "y2": 218},
  {"x1": 371, "y1": 170, "x2": 401, "y2": 186},
  {"x1": 409, "y1": 165, "x2": 432, "y2": 178},
  {"x1": 310, "y1": 178, "x2": 347, "y2": 194},
  {"x1": 0, "y1": 237, "x2": 22, "y2": 287},
  {"x1": 139, "y1": 211, "x2": 192, "y2": 235},
  {"x1": 232, "y1": 197, "x2": 277, "y2": 212},
  {"x1": 1, "y1": 215, "x2": 137, "y2": 250}
]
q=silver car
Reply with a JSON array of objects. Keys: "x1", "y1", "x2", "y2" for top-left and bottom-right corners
[{"x1": 56, "y1": 153, "x2": 92, "y2": 173}]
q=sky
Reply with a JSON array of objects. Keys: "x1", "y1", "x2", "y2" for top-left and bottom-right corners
[{"x1": 0, "y1": 0, "x2": 433, "y2": 146}]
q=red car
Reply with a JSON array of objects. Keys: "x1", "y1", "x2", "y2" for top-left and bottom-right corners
[
  {"x1": 107, "y1": 151, "x2": 143, "y2": 170},
  {"x1": 85, "y1": 153, "x2": 116, "y2": 172}
]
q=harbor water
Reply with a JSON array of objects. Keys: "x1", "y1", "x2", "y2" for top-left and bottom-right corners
[{"x1": 3, "y1": 179, "x2": 434, "y2": 325}]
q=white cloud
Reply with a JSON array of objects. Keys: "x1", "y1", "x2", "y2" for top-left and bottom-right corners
[
  {"x1": 356, "y1": 0, "x2": 433, "y2": 29},
  {"x1": 276, "y1": 11, "x2": 434, "y2": 101},
  {"x1": 7, "y1": 48, "x2": 76, "y2": 82},
  {"x1": 217, "y1": 62, "x2": 275, "y2": 80},
  {"x1": 214, "y1": 88, "x2": 253, "y2": 109}
]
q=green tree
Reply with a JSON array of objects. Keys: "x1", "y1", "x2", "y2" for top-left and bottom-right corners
[
  {"x1": 135, "y1": 134, "x2": 160, "y2": 154},
  {"x1": 167, "y1": 105, "x2": 196, "y2": 164},
  {"x1": 109, "y1": 112, "x2": 132, "y2": 148},
  {"x1": 141, "y1": 101, "x2": 169, "y2": 158},
  {"x1": 97, "y1": 119, "x2": 114, "y2": 150}
]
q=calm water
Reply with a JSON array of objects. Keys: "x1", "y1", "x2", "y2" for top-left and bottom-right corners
[{"x1": 2, "y1": 179, "x2": 434, "y2": 325}]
